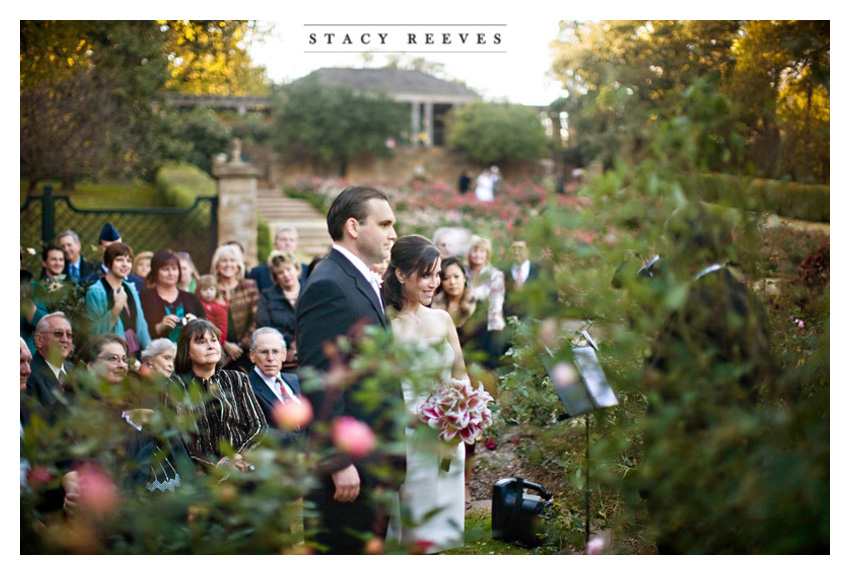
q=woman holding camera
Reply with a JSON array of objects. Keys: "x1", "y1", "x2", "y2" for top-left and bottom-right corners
[{"x1": 140, "y1": 249, "x2": 206, "y2": 343}]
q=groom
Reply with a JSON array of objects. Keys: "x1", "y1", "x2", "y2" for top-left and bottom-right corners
[{"x1": 296, "y1": 185, "x2": 401, "y2": 554}]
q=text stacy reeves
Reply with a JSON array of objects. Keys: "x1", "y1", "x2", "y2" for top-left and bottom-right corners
[{"x1": 307, "y1": 31, "x2": 502, "y2": 47}]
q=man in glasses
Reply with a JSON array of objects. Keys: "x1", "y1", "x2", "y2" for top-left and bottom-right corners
[
  {"x1": 247, "y1": 327, "x2": 302, "y2": 445},
  {"x1": 25, "y1": 312, "x2": 76, "y2": 422}
]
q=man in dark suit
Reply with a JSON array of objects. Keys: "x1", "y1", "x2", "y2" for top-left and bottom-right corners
[
  {"x1": 57, "y1": 230, "x2": 96, "y2": 285},
  {"x1": 295, "y1": 185, "x2": 400, "y2": 554},
  {"x1": 503, "y1": 240, "x2": 541, "y2": 320},
  {"x1": 26, "y1": 312, "x2": 76, "y2": 422},
  {"x1": 248, "y1": 327, "x2": 302, "y2": 443}
]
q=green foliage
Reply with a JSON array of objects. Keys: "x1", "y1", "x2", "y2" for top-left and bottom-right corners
[
  {"x1": 550, "y1": 20, "x2": 829, "y2": 184},
  {"x1": 159, "y1": 20, "x2": 270, "y2": 96},
  {"x1": 21, "y1": 371, "x2": 316, "y2": 554},
  {"x1": 270, "y1": 78, "x2": 408, "y2": 177},
  {"x1": 21, "y1": 21, "x2": 174, "y2": 190},
  {"x1": 169, "y1": 107, "x2": 233, "y2": 174},
  {"x1": 446, "y1": 102, "x2": 549, "y2": 166},
  {"x1": 692, "y1": 173, "x2": 830, "y2": 222},
  {"x1": 498, "y1": 100, "x2": 829, "y2": 553},
  {"x1": 227, "y1": 112, "x2": 273, "y2": 145},
  {"x1": 256, "y1": 215, "x2": 271, "y2": 266},
  {"x1": 155, "y1": 162, "x2": 217, "y2": 207}
]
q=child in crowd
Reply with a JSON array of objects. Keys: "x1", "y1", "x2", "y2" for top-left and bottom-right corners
[{"x1": 196, "y1": 274, "x2": 229, "y2": 345}]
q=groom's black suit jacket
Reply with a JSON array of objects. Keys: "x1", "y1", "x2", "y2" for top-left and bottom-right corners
[
  {"x1": 296, "y1": 249, "x2": 399, "y2": 459},
  {"x1": 295, "y1": 247, "x2": 403, "y2": 553}
]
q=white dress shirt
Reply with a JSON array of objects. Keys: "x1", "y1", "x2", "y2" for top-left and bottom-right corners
[
  {"x1": 253, "y1": 366, "x2": 301, "y2": 404},
  {"x1": 512, "y1": 260, "x2": 530, "y2": 285},
  {"x1": 332, "y1": 244, "x2": 384, "y2": 309}
]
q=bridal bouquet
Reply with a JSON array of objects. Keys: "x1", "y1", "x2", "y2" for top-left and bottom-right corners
[{"x1": 418, "y1": 377, "x2": 494, "y2": 471}]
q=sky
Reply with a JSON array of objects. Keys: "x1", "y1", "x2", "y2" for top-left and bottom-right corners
[{"x1": 246, "y1": 9, "x2": 569, "y2": 106}]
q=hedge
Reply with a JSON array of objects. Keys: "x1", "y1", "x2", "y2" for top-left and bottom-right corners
[
  {"x1": 691, "y1": 173, "x2": 829, "y2": 223},
  {"x1": 155, "y1": 162, "x2": 271, "y2": 263}
]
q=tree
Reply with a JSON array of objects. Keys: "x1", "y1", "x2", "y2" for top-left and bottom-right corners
[
  {"x1": 445, "y1": 102, "x2": 549, "y2": 166},
  {"x1": 20, "y1": 20, "x2": 271, "y2": 192},
  {"x1": 269, "y1": 78, "x2": 408, "y2": 177},
  {"x1": 159, "y1": 20, "x2": 270, "y2": 96},
  {"x1": 549, "y1": 20, "x2": 741, "y2": 170},
  {"x1": 548, "y1": 20, "x2": 829, "y2": 183},
  {"x1": 723, "y1": 20, "x2": 829, "y2": 182},
  {"x1": 170, "y1": 107, "x2": 233, "y2": 174},
  {"x1": 20, "y1": 21, "x2": 187, "y2": 191}
]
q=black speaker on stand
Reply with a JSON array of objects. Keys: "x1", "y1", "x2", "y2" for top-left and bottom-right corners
[{"x1": 543, "y1": 327, "x2": 618, "y2": 552}]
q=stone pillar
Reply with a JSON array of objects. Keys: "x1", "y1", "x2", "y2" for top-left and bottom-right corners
[{"x1": 212, "y1": 138, "x2": 262, "y2": 269}]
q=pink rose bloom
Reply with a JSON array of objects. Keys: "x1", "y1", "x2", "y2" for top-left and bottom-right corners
[
  {"x1": 332, "y1": 416, "x2": 376, "y2": 458},
  {"x1": 273, "y1": 397, "x2": 313, "y2": 431}
]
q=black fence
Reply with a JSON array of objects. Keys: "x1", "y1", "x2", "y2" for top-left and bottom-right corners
[{"x1": 20, "y1": 186, "x2": 218, "y2": 277}]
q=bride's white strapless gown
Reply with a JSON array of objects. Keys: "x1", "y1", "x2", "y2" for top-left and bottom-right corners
[{"x1": 387, "y1": 338, "x2": 465, "y2": 553}]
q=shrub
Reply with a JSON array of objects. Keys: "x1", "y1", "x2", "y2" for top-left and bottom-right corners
[{"x1": 693, "y1": 173, "x2": 829, "y2": 222}]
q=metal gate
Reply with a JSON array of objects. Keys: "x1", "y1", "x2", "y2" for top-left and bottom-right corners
[{"x1": 20, "y1": 186, "x2": 218, "y2": 277}]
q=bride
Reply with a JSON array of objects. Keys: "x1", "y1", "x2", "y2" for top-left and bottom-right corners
[{"x1": 383, "y1": 235, "x2": 469, "y2": 553}]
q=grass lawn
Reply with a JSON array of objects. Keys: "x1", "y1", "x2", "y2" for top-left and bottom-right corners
[
  {"x1": 441, "y1": 507, "x2": 549, "y2": 555},
  {"x1": 21, "y1": 179, "x2": 162, "y2": 209}
]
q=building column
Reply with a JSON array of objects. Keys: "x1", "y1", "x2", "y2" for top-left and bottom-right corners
[
  {"x1": 423, "y1": 102, "x2": 434, "y2": 147},
  {"x1": 212, "y1": 138, "x2": 262, "y2": 268},
  {"x1": 410, "y1": 101, "x2": 421, "y2": 146}
]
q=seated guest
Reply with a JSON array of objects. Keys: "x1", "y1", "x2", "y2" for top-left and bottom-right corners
[
  {"x1": 26, "y1": 312, "x2": 76, "y2": 422},
  {"x1": 170, "y1": 319, "x2": 267, "y2": 471},
  {"x1": 141, "y1": 338, "x2": 177, "y2": 378},
  {"x1": 140, "y1": 249, "x2": 206, "y2": 343},
  {"x1": 211, "y1": 244, "x2": 259, "y2": 373},
  {"x1": 195, "y1": 274, "x2": 229, "y2": 345},
  {"x1": 57, "y1": 230, "x2": 96, "y2": 286},
  {"x1": 248, "y1": 227, "x2": 309, "y2": 290},
  {"x1": 62, "y1": 334, "x2": 193, "y2": 509},
  {"x1": 133, "y1": 251, "x2": 154, "y2": 289},
  {"x1": 255, "y1": 251, "x2": 301, "y2": 366},
  {"x1": 95, "y1": 223, "x2": 145, "y2": 294},
  {"x1": 176, "y1": 251, "x2": 199, "y2": 294},
  {"x1": 247, "y1": 327, "x2": 302, "y2": 445},
  {"x1": 39, "y1": 244, "x2": 66, "y2": 280},
  {"x1": 29, "y1": 246, "x2": 73, "y2": 321},
  {"x1": 85, "y1": 242, "x2": 151, "y2": 358}
]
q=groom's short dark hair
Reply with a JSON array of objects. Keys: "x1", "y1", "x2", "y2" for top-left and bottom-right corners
[{"x1": 327, "y1": 185, "x2": 390, "y2": 241}]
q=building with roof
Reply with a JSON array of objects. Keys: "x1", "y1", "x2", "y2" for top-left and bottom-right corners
[{"x1": 295, "y1": 67, "x2": 481, "y2": 147}]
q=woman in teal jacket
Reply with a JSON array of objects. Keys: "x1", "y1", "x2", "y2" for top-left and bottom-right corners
[{"x1": 86, "y1": 242, "x2": 151, "y2": 357}]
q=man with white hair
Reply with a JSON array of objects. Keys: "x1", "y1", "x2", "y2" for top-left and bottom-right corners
[
  {"x1": 57, "y1": 230, "x2": 96, "y2": 285},
  {"x1": 26, "y1": 312, "x2": 76, "y2": 420},
  {"x1": 247, "y1": 327, "x2": 302, "y2": 444}
]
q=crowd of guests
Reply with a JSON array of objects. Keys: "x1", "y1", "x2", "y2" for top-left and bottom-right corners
[{"x1": 21, "y1": 215, "x2": 540, "y2": 552}]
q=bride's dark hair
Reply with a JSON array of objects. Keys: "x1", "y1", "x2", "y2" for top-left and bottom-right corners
[{"x1": 383, "y1": 235, "x2": 441, "y2": 312}]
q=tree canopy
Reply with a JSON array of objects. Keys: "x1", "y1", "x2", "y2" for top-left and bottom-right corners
[
  {"x1": 20, "y1": 20, "x2": 269, "y2": 191},
  {"x1": 446, "y1": 101, "x2": 549, "y2": 166},
  {"x1": 549, "y1": 20, "x2": 829, "y2": 183},
  {"x1": 269, "y1": 77, "x2": 408, "y2": 177}
]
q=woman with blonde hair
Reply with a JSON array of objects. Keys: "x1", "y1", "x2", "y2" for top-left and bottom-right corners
[
  {"x1": 466, "y1": 234, "x2": 506, "y2": 336},
  {"x1": 210, "y1": 244, "x2": 259, "y2": 372}
]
